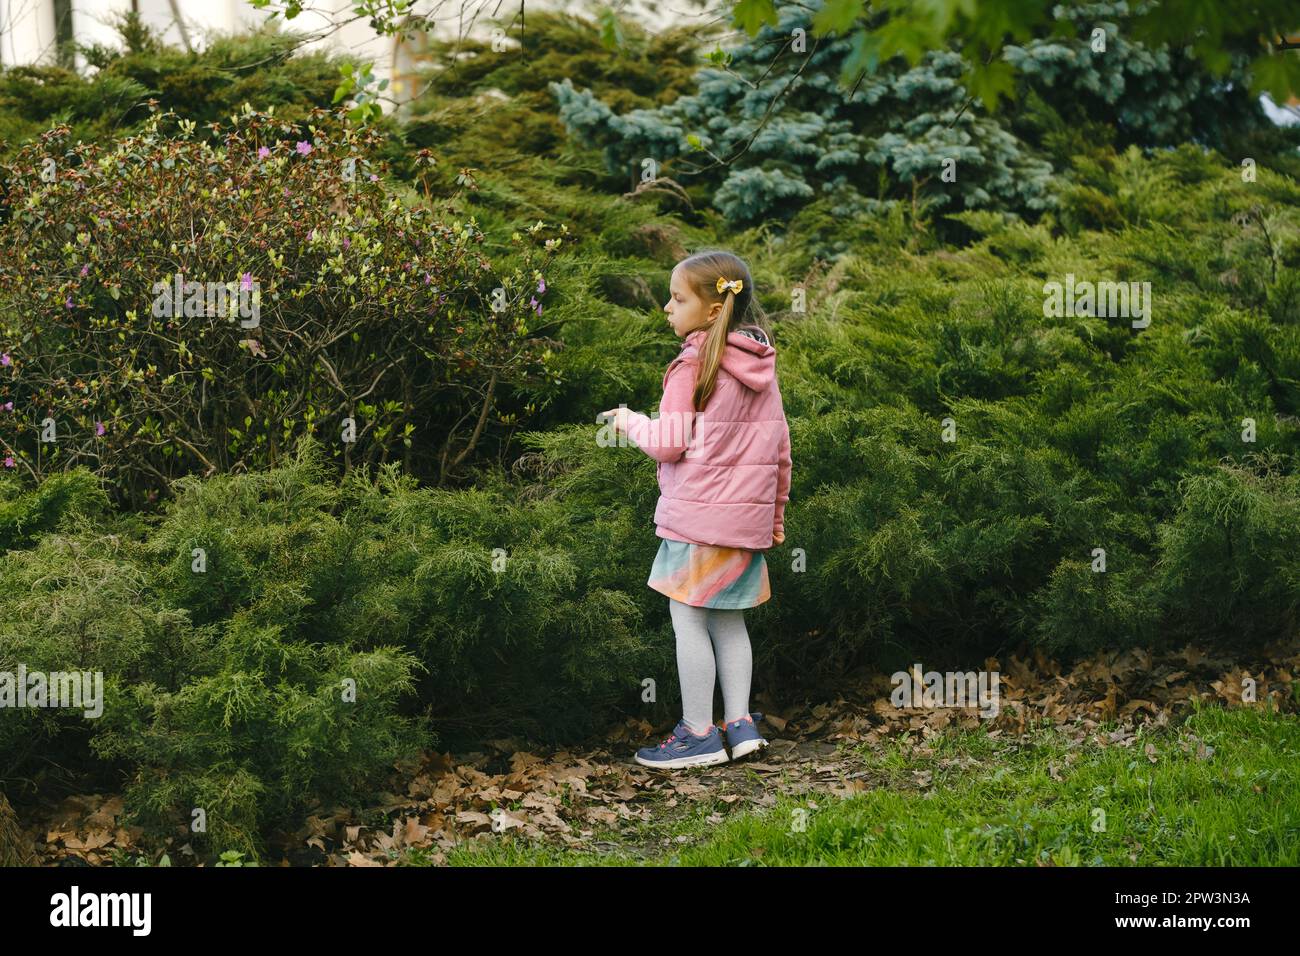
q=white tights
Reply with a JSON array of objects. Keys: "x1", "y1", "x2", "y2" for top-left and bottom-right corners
[{"x1": 668, "y1": 598, "x2": 753, "y2": 734}]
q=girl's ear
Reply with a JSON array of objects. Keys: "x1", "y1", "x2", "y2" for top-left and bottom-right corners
[{"x1": 708, "y1": 301, "x2": 723, "y2": 320}]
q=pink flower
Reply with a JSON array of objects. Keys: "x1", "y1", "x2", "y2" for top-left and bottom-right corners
[
  {"x1": 257, "y1": 146, "x2": 270, "y2": 160},
  {"x1": 3, "y1": 456, "x2": 14, "y2": 468},
  {"x1": 537, "y1": 277, "x2": 546, "y2": 294},
  {"x1": 65, "y1": 296, "x2": 74, "y2": 309},
  {"x1": 241, "y1": 272, "x2": 253, "y2": 290},
  {"x1": 343, "y1": 238, "x2": 350, "y2": 250},
  {"x1": 79, "y1": 263, "x2": 89, "y2": 277},
  {"x1": 295, "y1": 141, "x2": 313, "y2": 156},
  {"x1": 369, "y1": 173, "x2": 379, "y2": 182},
  {"x1": 2, "y1": 402, "x2": 12, "y2": 411},
  {"x1": 96, "y1": 421, "x2": 105, "y2": 436},
  {"x1": 0, "y1": 353, "x2": 10, "y2": 366}
]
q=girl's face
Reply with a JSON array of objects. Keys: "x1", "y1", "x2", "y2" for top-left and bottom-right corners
[{"x1": 664, "y1": 265, "x2": 722, "y2": 338}]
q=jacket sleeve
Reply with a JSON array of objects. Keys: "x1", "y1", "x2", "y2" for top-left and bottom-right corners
[
  {"x1": 773, "y1": 417, "x2": 791, "y2": 537},
  {"x1": 624, "y1": 359, "x2": 695, "y2": 463}
]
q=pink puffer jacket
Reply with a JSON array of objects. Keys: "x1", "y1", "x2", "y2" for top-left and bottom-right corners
[{"x1": 625, "y1": 325, "x2": 791, "y2": 550}]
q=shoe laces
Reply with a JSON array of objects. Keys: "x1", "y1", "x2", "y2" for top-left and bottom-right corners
[{"x1": 661, "y1": 722, "x2": 709, "y2": 747}]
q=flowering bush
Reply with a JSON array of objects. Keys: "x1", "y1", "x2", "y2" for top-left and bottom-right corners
[{"x1": 0, "y1": 105, "x2": 561, "y2": 504}]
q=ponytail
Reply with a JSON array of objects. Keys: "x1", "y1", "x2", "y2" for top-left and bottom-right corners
[{"x1": 692, "y1": 291, "x2": 736, "y2": 411}]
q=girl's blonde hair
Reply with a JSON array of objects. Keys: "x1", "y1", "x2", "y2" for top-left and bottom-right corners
[{"x1": 676, "y1": 250, "x2": 771, "y2": 411}]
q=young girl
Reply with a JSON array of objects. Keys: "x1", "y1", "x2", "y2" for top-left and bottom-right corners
[{"x1": 599, "y1": 250, "x2": 791, "y2": 769}]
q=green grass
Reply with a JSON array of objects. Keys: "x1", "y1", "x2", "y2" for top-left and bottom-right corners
[{"x1": 410, "y1": 703, "x2": 1300, "y2": 866}]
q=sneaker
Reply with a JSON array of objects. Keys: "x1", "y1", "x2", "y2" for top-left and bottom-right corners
[
  {"x1": 634, "y1": 717, "x2": 730, "y2": 769},
  {"x1": 722, "y1": 712, "x2": 768, "y2": 760}
]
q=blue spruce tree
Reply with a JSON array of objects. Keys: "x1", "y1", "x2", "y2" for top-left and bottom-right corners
[{"x1": 550, "y1": 0, "x2": 1279, "y2": 229}]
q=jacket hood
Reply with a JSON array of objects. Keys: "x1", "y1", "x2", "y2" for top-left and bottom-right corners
[{"x1": 682, "y1": 327, "x2": 776, "y2": 392}]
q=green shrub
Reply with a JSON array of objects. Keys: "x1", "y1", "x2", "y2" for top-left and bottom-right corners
[
  {"x1": 0, "y1": 14, "x2": 351, "y2": 157},
  {"x1": 0, "y1": 439, "x2": 657, "y2": 856},
  {"x1": 1154, "y1": 457, "x2": 1300, "y2": 642},
  {"x1": 0, "y1": 468, "x2": 107, "y2": 550}
]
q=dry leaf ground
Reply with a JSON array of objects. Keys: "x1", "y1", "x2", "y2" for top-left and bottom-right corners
[{"x1": 15, "y1": 638, "x2": 1300, "y2": 866}]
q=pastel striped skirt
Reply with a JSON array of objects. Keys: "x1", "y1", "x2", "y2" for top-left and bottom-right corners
[{"x1": 647, "y1": 538, "x2": 770, "y2": 609}]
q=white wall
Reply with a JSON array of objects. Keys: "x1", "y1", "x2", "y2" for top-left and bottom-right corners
[
  {"x1": 0, "y1": 0, "x2": 388, "y2": 67},
  {"x1": 0, "y1": 0, "x2": 58, "y2": 66},
  {"x1": 0, "y1": 0, "x2": 698, "y2": 112}
]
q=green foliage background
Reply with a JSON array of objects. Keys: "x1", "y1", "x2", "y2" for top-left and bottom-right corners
[{"x1": 1, "y1": 6, "x2": 1299, "y2": 858}]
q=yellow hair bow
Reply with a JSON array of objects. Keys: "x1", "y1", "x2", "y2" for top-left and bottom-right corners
[{"x1": 715, "y1": 276, "x2": 744, "y2": 295}]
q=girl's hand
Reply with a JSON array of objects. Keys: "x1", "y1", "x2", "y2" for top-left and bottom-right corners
[
  {"x1": 771, "y1": 528, "x2": 785, "y2": 545},
  {"x1": 598, "y1": 406, "x2": 631, "y2": 433}
]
